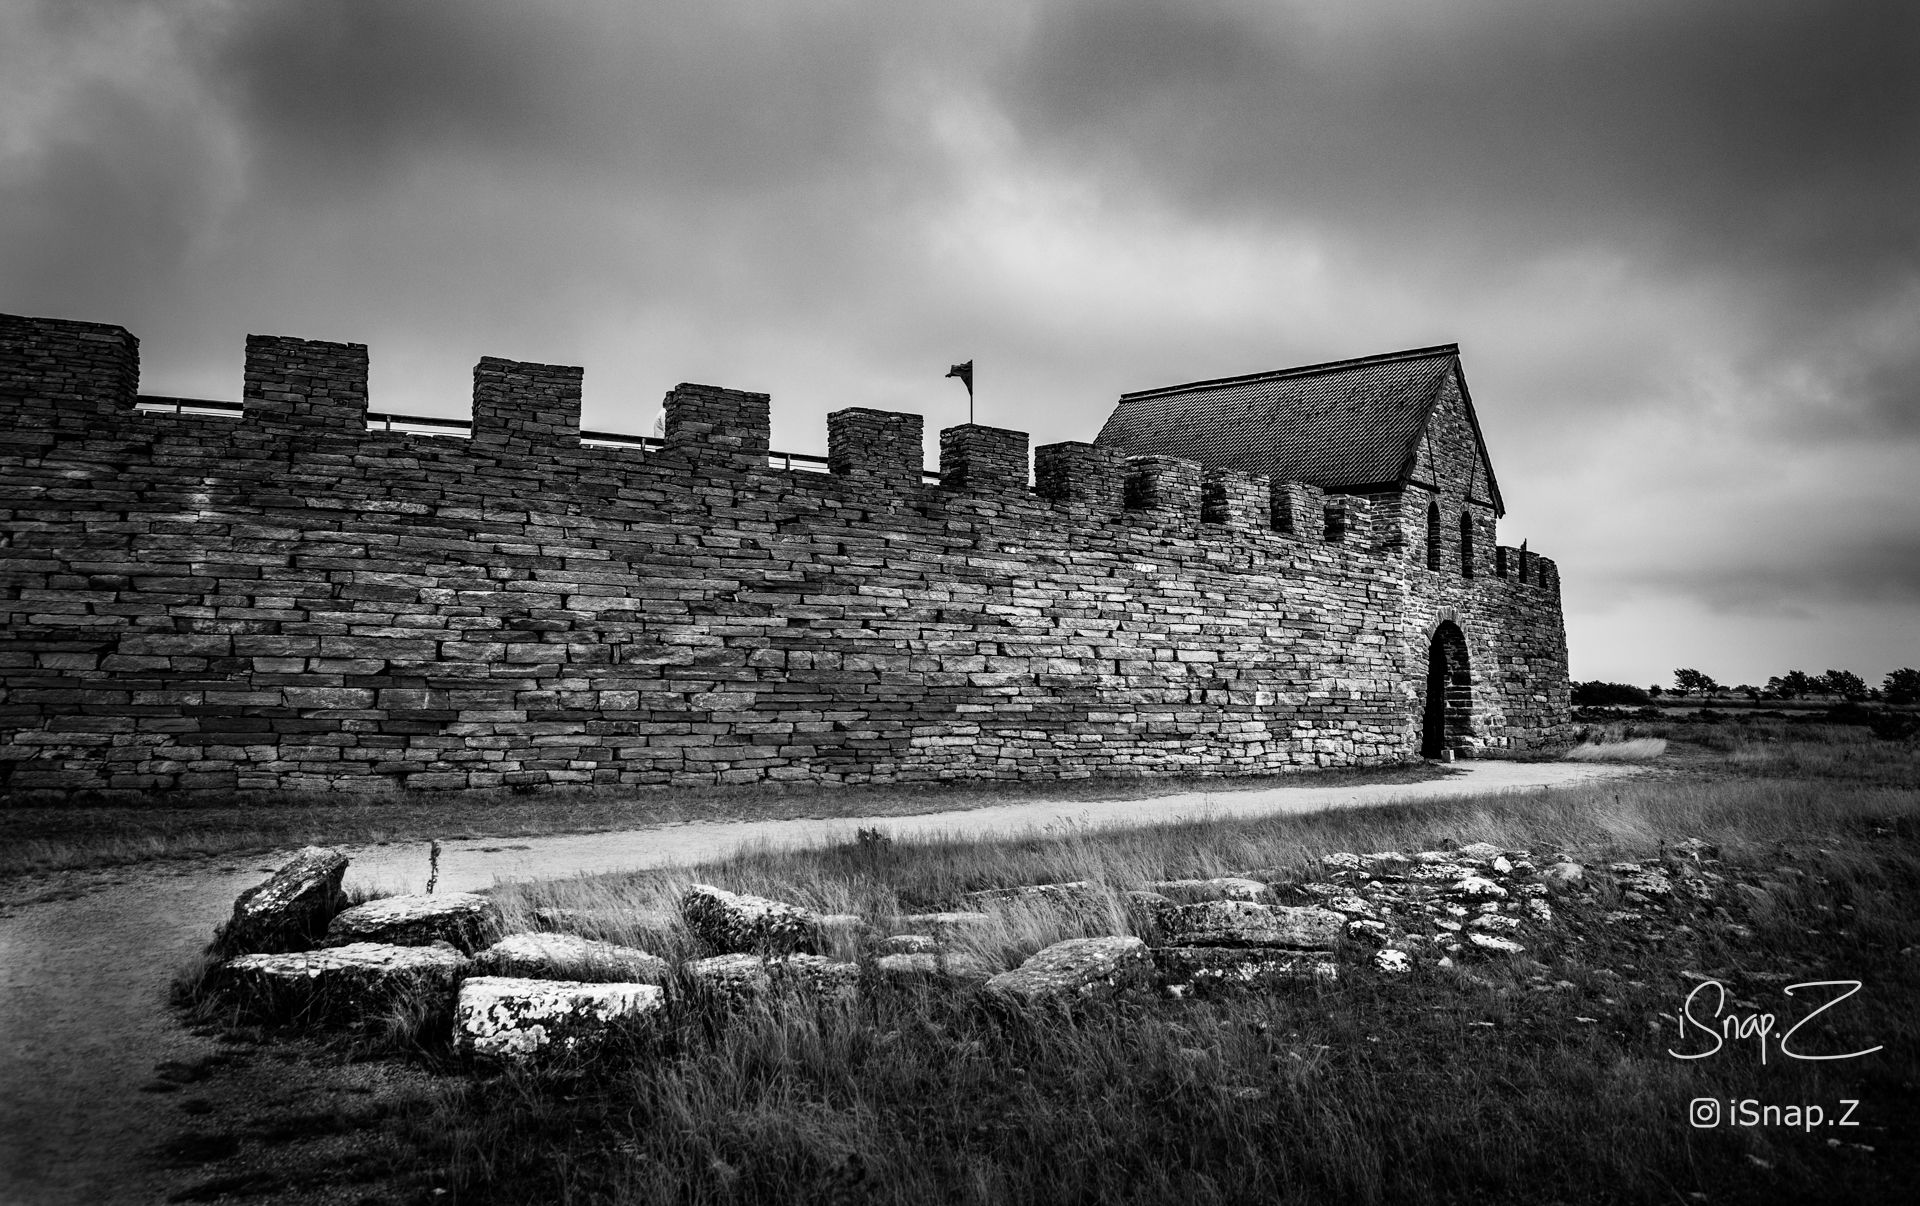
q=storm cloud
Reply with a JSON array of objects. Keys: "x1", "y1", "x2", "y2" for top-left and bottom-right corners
[{"x1": 2, "y1": 0, "x2": 1915, "y2": 686}]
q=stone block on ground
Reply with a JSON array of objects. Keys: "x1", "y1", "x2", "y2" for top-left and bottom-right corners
[
  {"x1": 684, "y1": 952, "x2": 771, "y2": 999},
  {"x1": 1143, "y1": 877, "x2": 1269, "y2": 902},
  {"x1": 324, "y1": 892, "x2": 497, "y2": 954},
  {"x1": 1540, "y1": 861, "x2": 1584, "y2": 891},
  {"x1": 962, "y1": 881, "x2": 1107, "y2": 916},
  {"x1": 871, "y1": 951, "x2": 996, "y2": 984},
  {"x1": 1446, "y1": 876, "x2": 1509, "y2": 901},
  {"x1": 1152, "y1": 946, "x2": 1338, "y2": 996},
  {"x1": 1149, "y1": 900, "x2": 1344, "y2": 950},
  {"x1": 1346, "y1": 919, "x2": 1391, "y2": 945},
  {"x1": 682, "y1": 952, "x2": 859, "y2": 1001},
  {"x1": 1465, "y1": 932, "x2": 1526, "y2": 957},
  {"x1": 772, "y1": 953, "x2": 861, "y2": 999},
  {"x1": 1373, "y1": 949, "x2": 1413, "y2": 974},
  {"x1": 878, "y1": 934, "x2": 938, "y2": 955},
  {"x1": 471, "y1": 932, "x2": 669, "y2": 983},
  {"x1": 216, "y1": 942, "x2": 467, "y2": 1023},
  {"x1": 1406, "y1": 862, "x2": 1480, "y2": 883},
  {"x1": 216, "y1": 846, "x2": 349, "y2": 956},
  {"x1": 681, "y1": 884, "x2": 820, "y2": 954},
  {"x1": 454, "y1": 976, "x2": 665, "y2": 1061},
  {"x1": 896, "y1": 911, "x2": 993, "y2": 933},
  {"x1": 1670, "y1": 838, "x2": 1719, "y2": 862},
  {"x1": 983, "y1": 936, "x2": 1150, "y2": 1006}
]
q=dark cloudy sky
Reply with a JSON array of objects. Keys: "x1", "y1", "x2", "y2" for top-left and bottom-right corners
[{"x1": 5, "y1": 0, "x2": 1916, "y2": 689}]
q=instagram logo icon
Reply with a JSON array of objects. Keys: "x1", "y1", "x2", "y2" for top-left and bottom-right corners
[{"x1": 1689, "y1": 1098, "x2": 1721, "y2": 1128}]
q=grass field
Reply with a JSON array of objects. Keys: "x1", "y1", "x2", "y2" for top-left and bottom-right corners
[{"x1": 155, "y1": 720, "x2": 1919, "y2": 1205}]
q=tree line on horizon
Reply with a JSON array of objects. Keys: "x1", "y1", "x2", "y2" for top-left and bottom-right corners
[{"x1": 1573, "y1": 668, "x2": 1920, "y2": 708}]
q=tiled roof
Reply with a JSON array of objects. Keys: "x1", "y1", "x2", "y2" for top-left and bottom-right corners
[{"x1": 1095, "y1": 344, "x2": 1464, "y2": 494}]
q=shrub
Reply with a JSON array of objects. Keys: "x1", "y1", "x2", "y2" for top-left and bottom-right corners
[
  {"x1": 1825, "y1": 702, "x2": 1877, "y2": 726},
  {"x1": 1571, "y1": 681, "x2": 1652, "y2": 707},
  {"x1": 1869, "y1": 712, "x2": 1920, "y2": 742}
]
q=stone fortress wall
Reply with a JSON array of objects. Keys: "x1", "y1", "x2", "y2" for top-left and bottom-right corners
[{"x1": 0, "y1": 313, "x2": 1570, "y2": 797}]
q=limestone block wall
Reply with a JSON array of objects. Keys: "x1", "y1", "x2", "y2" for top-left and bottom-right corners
[{"x1": 0, "y1": 314, "x2": 1571, "y2": 797}]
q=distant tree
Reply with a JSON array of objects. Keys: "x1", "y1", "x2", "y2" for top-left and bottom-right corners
[
  {"x1": 1819, "y1": 669, "x2": 1868, "y2": 701},
  {"x1": 1885, "y1": 668, "x2": 1920, "y2": 706},
  {"x1": 1738, "y1": 685, "x2": 1761, "y2": 701},
  {"x1": 1673, "y1": 669, "x2": 1719, "y2": 697},
  {"x1": 1648, "y1": 685, "x2": 1664, "y2": 699},
  {"x1": 1768, "y1": 671, "x2": 1817, "y2": 699},
  {"x1": 1572, "y1": 681, "x2": 1652, "y2": 707}
]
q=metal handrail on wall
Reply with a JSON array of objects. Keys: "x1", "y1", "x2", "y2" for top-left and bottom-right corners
[
  {"x1": 133, "y1": 396, "x2": 243, "y2": 416},
  {"x1": 130, "y1": 399, "x2": 939, "y2": 478}
]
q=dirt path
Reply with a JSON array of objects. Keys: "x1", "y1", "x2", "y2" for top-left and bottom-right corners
[{"x1": 0, "y1": 760, "x2": 1641, "y2": 1204}]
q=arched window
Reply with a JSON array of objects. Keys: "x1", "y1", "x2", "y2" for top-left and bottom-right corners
[
  {"x1": 1459, "y1": 511, "x2": 1474, "y2": 578},
  {"x1": 1425, "y1": 502, "x2": 1441, "y2": 570}
]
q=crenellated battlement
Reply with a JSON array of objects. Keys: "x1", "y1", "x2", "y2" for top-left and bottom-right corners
[
  {"x1": 1, "y1": 313, "x2": 1569, "y2": 797},
  {"x1": 0, "y1": 316, "x2": 1562, "y2": 592}
]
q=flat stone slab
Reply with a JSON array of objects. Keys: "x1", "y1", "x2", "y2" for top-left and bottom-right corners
[
  {"x1": 1405, "y1": 862, "x2": 1482, "y2": 882},
  {"x1": 217, "y1": 942, "x2": 467, "y2": 1022},
  {"x1": 1373, "y1": 949, "x2": 1413, "y2": 974},
  {"x1": 217, "y1": 846, "x2": 349, "y2": 956},
  {"x1": 1149, "y1": 900, "x2": 1345, "y2": 950},
  {"x1": 1153, "y1": 946, "x2": 1338, "y2": 995},
  {"x1": 774, "y1": 954, "x2": 861, "y2": 998},
  {"x1": 1465, "y1": 932, "x2": 1526, "y2": 956},
  {"x1": 1143, "y1": 877, "x2": 1269, "y2": 902},
  {"x1": 871, "y1": 951, "x2": 995, "y2": 983},
  {"x1": 1446, "y1": 876, "x2": 1509, "y2": 901},
  {"x1": 984, "y1": 936, "x2": 1150, "y2": 1006},
  {"x1": 1540, "y1": 861, "x2": 1585, "y2": 891},
  {"x1": 683, "y1": 952, "x2": 860, "y2": 1000},
  {"x1": 470, "y1": 932, "x2": 669, "y2": 983},
  {"x1": 962, "y1": 881, "x2": 1107, "y2": 914},
  {"x1": 685, "y1": 952, "x2": 771, "y2": 997},
  {"x1": 896, "y1": 911, "x2": 993, "y2": 932},
  {"x1": 324, "y1": 892, "x2": 496, "y2": 953},
  {"x1": 454, "y1": 976, "x2": 665, "y2": 1061},
  {"x1": 681, "y1": 884, "x2": 820, "y2": 954}
]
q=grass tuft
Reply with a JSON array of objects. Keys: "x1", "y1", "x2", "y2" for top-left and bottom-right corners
[{"x1": 1565, "y1": 737, "x2": 1669, "y2": 761}]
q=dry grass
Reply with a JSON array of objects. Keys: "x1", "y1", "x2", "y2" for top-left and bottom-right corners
[{"x1": 1564, "y1": 737, "x2": 1669, "y2": 761}]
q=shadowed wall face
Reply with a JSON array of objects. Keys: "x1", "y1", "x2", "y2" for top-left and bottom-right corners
[{"x1": 0, "y1": 316, "x2": 1569, "y2": 797}]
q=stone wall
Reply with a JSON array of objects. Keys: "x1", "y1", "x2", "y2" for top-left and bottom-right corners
[{"x1": 0, "y1": 314, "x2": 1571, "y2": 797}]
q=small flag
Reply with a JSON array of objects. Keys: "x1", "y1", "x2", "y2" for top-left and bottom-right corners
[{"x1": 945, "y1": 360, "x2": 973, "y2": 397}]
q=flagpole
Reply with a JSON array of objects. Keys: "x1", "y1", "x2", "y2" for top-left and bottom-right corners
[{"x1": 945, "y1": 360, "x2": 974, "y2": 425}]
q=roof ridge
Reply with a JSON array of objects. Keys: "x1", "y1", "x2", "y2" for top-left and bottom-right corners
[{"x1": 1117, "y1": 344, "x2": 1459, "y2": 403}]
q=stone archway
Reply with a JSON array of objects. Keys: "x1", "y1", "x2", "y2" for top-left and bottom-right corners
[{"x1": 1421, "y1": 620, "x2": 1472, "y2": 759}]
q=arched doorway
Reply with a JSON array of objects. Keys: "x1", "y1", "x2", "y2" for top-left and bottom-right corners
[{"x1": 1420, "y1": 621, "x2": 1471, "y2": 758}]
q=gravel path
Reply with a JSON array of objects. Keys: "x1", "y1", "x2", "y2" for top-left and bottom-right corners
[{"x1": 0, "y1": 760, "x2": 1640, "y2": 1204}]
